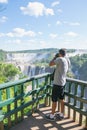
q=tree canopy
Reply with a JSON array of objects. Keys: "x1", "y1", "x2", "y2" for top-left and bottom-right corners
[{"x1": 0, "y1": 62, "x2": 20, "y2": 83}]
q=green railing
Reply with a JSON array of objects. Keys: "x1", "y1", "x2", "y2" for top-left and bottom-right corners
[
  {"x1": 64, "y1": 78, "x2": 87, "y2": 128},
  {"x1": 0, "y1": 73, "x2": 51, "y2": 130},
  {"x1": 0, "y1": 73, "x2": 87, "y2": 130}
]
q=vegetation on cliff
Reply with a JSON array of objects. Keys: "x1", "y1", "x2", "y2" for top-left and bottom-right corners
[{"x1": 0, "y1": 62, "x2": 20, "y2": 83}]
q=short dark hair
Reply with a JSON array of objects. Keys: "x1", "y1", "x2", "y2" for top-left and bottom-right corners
[{"x1": 59, "y1": 49, "x2": 66, "y2": 56}]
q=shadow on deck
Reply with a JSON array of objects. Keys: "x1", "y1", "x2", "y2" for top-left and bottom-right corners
[{"x1": 10, "y1": 106, "x2": 86, "y2": 130}]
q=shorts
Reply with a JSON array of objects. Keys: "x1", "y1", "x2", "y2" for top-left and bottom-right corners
[{"x1": 52, "y1": 84, "x2": 65, "y2": 102}]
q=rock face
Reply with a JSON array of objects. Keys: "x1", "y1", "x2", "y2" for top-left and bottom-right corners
[
  {"x1": 6, "y1": 52, "x2": 55, "y2": 77},
  {"x1": 18, "y1": 64, "x2": 54, "y2": 77}
]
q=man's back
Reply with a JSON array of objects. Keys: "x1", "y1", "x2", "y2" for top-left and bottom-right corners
[{"x1": 54, "y1": 57, "x2": 68, "y2": 86}]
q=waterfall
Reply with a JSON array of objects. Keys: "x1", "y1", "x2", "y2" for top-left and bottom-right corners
[
  {"x1": 39, "y1": 66, "x2": 45, "y2": 74},
  {"x1": 28, "y1": 65, "x2": 36, "y2": 77}
]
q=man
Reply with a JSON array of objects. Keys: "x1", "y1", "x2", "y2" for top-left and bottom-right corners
[{"x1": 46, "y1": 49, "x2": 69, "y2": 121}]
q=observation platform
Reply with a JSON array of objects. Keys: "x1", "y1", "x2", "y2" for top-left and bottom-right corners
[
  {"x1": 0, "y1": 73, "x2": 87, "y2": 130},
  {"x1": 10, "y1": 106, "x2": 85, "y2": 130}
]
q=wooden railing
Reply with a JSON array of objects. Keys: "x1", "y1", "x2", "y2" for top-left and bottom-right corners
[
  {"x1": 0, "y1": 73, "x2": 87, "y2": 130},
  {"x1": 0, "y1": 73, "x2": 51, "y2": 130},
  {"x1": 64, "y1": 78, "x2": 87, "y2": 128}
]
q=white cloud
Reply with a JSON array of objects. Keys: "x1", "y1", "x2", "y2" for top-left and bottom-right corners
[
  {"x1": 38, "y1": 32, "x2": 43, "y2": 35},
  {"x1": 48, "y1": 24, "x2": 51, "y2": 27},
  {"x1": 63, "y1": 21, "x2": 68, "y2": 24},
  {"x1": 65, "y1": 32, "x2": 78, "y2": 37},
  {"x1": 63, "y1": 21, "x2": 80, "y2": 26},
  {"x1": 57, "y1": 20, "x2": 79, "y2": 27},
  {"x1": 69, "y1": 22, "x2": 80, "y2": 26},
  {"x1": 49, "y1": 33, "x2": 58, "y2": 39},
  {"x1": 57, "y1": 9, "x2": 62, "y2": 13},
  {"x1": 0, "y1": 28, "x2": 36, "y2": 38},
  {"x1": 0, "y1": 32, "x2": 4, "y2": 37},
  {"x1": 0, "y1": 0, "x2": 8, "y2": 3},
  {"x1": 6, "y1": 32, "x2": 14, "y2": 37},
  {"x1": 20, "y1": 2, "x2": 54, "y2": 17},
  {"x1": 45, "y1": 8, "x2": 54, "y2": 16},
  {"x1": 0, "y1": 16, "x2": 8, "y2": 23},
  {"x1": 7, "y1": 39, "x2": 21, "y2": 44},
  {"x1": 51, "y1": 1, "x2": 60, "y2": 7},
  {"x1": 6, "y1": 28, "x2": 36, "y2": 37},
  {"x1": 56, "y1": 20, "x2": 62, "y2": 25}
]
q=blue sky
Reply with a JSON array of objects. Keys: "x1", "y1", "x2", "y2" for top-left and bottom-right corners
[{"x1": 0, "y1": 0, "x2": 87, "y2": 51}]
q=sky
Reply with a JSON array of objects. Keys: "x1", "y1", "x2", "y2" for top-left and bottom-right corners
[{"x1": 0, "y1": 0, "x2": 87, "y2": 51}]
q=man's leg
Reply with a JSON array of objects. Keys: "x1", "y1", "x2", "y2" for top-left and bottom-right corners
[
  {"x1": 45, "y1": 85, "x2": 57, "y2": 121},
  {"x1": 52, "y1": 101, "x2": 57, "y2": 115},
  {"x1": 60, "y1": 99, "x2": 64, "y2": 114},
  {"x1": 60, "y1": 86, "x2": 65, "y2": 117},
  {"x1": 45, "y1": 101, "x2": 57, "y2": 121},
  {"x1": 56, "y1": 99, "x2": 64, "y2": 119}
]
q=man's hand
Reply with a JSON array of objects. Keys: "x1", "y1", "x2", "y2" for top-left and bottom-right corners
[{"x1": 49, "y1": 56, "x2": 56, "y2": 66}]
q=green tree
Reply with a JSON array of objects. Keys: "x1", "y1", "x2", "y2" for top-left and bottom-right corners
[
  {"x1": 0, "y1": 63, "x2": 20, "y2": 83},
  {"x1": 0, "y1": 49, "x2": 6, "y2": 61},
  {"x1": 79, "y1": 61, "x2": 87, "y2": 81},
  {"x1": 70, "y1": 55, "x2": 83, "y2": 73}
]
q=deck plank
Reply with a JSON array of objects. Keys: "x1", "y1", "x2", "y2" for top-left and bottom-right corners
[{"x1": 10, "y1": 106, "x2": 86, "y2": 130}]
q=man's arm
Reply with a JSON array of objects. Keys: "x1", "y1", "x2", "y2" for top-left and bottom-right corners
[
  {"x1": 49, "y1": 57, "x2": 56, "y2": 66},
  {"x1": 49, "y1": 53, "x2": 59, "y2": 66}
]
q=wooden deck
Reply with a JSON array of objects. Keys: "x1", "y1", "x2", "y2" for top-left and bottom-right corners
[{"x1": 10, "y1": 106, "x2": 86, "y2": 130}]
